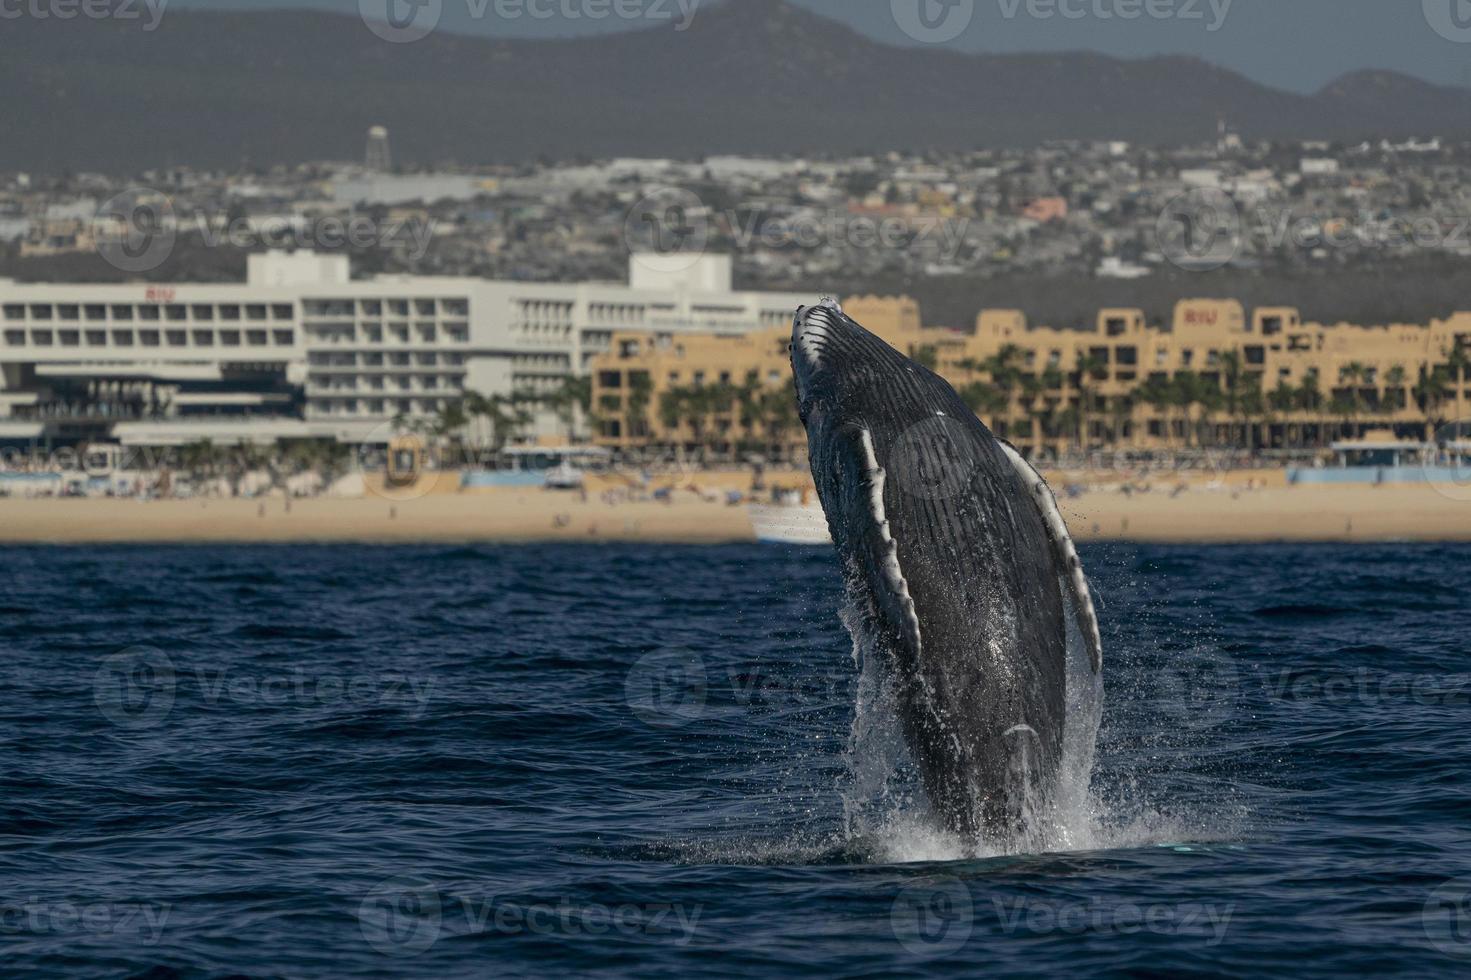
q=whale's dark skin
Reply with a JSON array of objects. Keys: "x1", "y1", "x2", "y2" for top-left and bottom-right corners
[{"x1": 791, "y1": 299, "x2": 1101, "y2": 843}]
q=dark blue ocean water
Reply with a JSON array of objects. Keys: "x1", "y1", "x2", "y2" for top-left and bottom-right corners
[{"x1": 2, "y1": 542, "x2": 1470, "y2": 977}]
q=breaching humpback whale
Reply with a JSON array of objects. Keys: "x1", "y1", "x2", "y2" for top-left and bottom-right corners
[{"x1": 791, "y1": 298, "x2": 1103, "y2": 844}]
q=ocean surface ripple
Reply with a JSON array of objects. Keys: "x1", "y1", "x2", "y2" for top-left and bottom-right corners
[{"x1": 2, "y1": 542, "x2": 1470, "y2": 977}]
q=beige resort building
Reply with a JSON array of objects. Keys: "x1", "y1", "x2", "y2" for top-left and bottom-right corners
[{"x1": 589, "y1": 296, "x2": 1471, "y2": 459}]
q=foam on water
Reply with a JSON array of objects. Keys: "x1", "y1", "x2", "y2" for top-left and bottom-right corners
[{"x1": 834, "y1": 590, "x2": 1226, "y2": 864}]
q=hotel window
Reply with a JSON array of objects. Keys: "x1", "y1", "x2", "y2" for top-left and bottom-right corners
[
  {"x1": 139, "y1": 305, "x2": 159, "y2": 321},
  {"x1": 415, "y1": 299, "x2": 436, "y2": 316},
  {"x1": 388, "y1": 300, "x2": 409, "y2": 316},
  {"x1": 363, "y1": 326, "x2": 382, "y2": 342},
  {"x1": 59, "y1": 330, "x2": 79, "y2": 347},
  {"x1": 140, "y1": 331, "x2": 160, "y2": 347},
  {"x1": 29, "y1": 304, "x2": 53, "y2": 320},
  {"x1": 416, "y1": 324, "x2": 437, "y2": 343},
  {"x1": 32, "y1": 330, "x2": 52, "y2": 345},
  {"x1": 193, "y1": 330, "x2": 214, "y2": 346},
  {"x1": 1245, "y1": 346, "x2": 1265, "y2": 366},
  {"x1": 271, "y1": 304, "x2": 293, "y2": 320},
  {"x1": 192, "y1": 305, "x2": 214, "y2": 320},
  {"x1": 247, "y1": 330, "x2": 267, "y2": 346},
  {"x1": 391, "y1": 326, "x2": 409, "y2": 343},
  {"x1": 221, "y1": 330, "x2": 241, "y2": 346},
  {"x1": 86, "y1": 330, "x2": 106, "y2": 346},
  {"x1": 273, "y1": 330, "x2": 294, "y2": 345},
  {"x1": 112, "y1": 331, "x2": 134, "y2": 346},
  {"x1": 3, "y1": 330, "x2": 23, "y2": 345},
  {"x1": 166, "y1": 330, "x2": 187, "y2": 346},
  {"x1": 58, "y1": 304, "x2": 79, "y2": 320},
  {"x1": 443, "y1": 299, "x2": 468, "y2": 316},
  {"x1": 360, "y1": 300, "x2": 382, "y2": 316},
  {"x1": 84, "y1": 305, "x2": 106, "y2": 320},
  {"x1": 220, "y1": 305, "x2": 240, "y2": 320},
  {"x1": 3, "y1": 304, "x2": 24, "y2": 319},
  {"x1": 246, "y1": 304, "x2": 267, "y2": 321},
  {"x1": 1115, "y1": 347, "x2": 1138, "y2": 366},
  {"x1": 111, "y1": 305, "x2": 133, "y2": 320},
  {"x1": 165, "y1": 305, "x2": 187, "y2": 321},
  {"x1": 1180, "y1": 349, "x2": 1194, "y2": 366}
]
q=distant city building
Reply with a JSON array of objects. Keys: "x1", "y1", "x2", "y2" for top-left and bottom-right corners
[
  {"x1": 590, "y1": 298, "x2": 1471, "y2": 460},
  {"x1": 365, "y1": 126, "x2": 392, "y2": 172},
  {"x1": 0, "y1": 252, "x2": 808, "y2": 450}
]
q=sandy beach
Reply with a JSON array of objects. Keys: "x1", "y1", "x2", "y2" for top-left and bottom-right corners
[{"x1": 0, "y1": 477, "x2": 1467, "y2": 545}]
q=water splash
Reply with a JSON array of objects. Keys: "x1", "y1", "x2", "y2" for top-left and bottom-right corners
[{"x1": 834, "y1": 587, "x2": 1217, "y2": 862}]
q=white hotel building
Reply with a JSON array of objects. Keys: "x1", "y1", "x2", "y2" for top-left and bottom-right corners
[{"x1": 0, "y1": 251, "x2": 808, "y2": 449}]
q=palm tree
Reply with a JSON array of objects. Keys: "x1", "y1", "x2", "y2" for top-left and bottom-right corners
[
  {"x1": 623, "y1": 372, "x2": 654, "y2": 447},
  {"x1": 1414, "y1": 367, "x2": 1452, "y2": 441},
  {"x1": 1383, "y1": 365, "x2": 1408, "y2": 416},
  {"x1": 1136, "y1": 375, "x2": 1176, "y2": 449},
  {"x1": 542, "y1": 374, "x2": 592, "y2": 442},
  {"x1": 1268, "y1": 381, "x2": 1299, "y2": 448},
  {"x1": 1071, "y1": 353, "x2": 1107, "y2": 452},
  {"x1": 1338, "y1": 362, "x2": 1368, "y2": 438},
  {"x1": 464, "y1": 391, "x2": 523, "y2": 455}
]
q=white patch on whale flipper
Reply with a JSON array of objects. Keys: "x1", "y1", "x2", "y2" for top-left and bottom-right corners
[
  {"x1": 995, "y1": 441, "x2": 1103, "y2": 674},
  {"x1": 856, "y1": 426, "x2": 923, "y2": 658}
]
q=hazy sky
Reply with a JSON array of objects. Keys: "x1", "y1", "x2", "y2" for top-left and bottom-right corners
[{"x1": 177, "y1": 0, "x2": 1471, "y2": 93}]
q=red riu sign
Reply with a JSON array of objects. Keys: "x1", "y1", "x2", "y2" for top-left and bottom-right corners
[{"x1": 145, "y1": 287, "x2": 176, "y2": 303}]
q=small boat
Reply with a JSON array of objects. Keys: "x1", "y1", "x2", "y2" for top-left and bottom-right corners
[
  {"x1": 543, "y1": 461, "x2": 586, "y2": 490},
  {"x1": 748, "y1": 497, "x2": 831, "y2": 545}
]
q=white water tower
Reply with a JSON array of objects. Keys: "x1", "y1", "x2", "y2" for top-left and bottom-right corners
[{"x1": 365, "y1": 126, "x2": 392, "y2": 172}]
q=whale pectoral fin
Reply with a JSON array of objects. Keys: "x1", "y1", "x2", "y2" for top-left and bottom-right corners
[
  {"x1": 829, "y1": 423, "x2": 924, "y2": 667},
  {"x1": 995, "y1": 441, "x2": 1103, "y2": 674}
]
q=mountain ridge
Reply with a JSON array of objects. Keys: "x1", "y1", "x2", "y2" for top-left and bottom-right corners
[{"x1": 2, "y1": 0, "x2": 1466, "y2": 173}]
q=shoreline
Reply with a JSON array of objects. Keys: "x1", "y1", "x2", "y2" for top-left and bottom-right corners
[{"x1": 0, "y1": 481, "x2": 1466, "y2": 545}]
